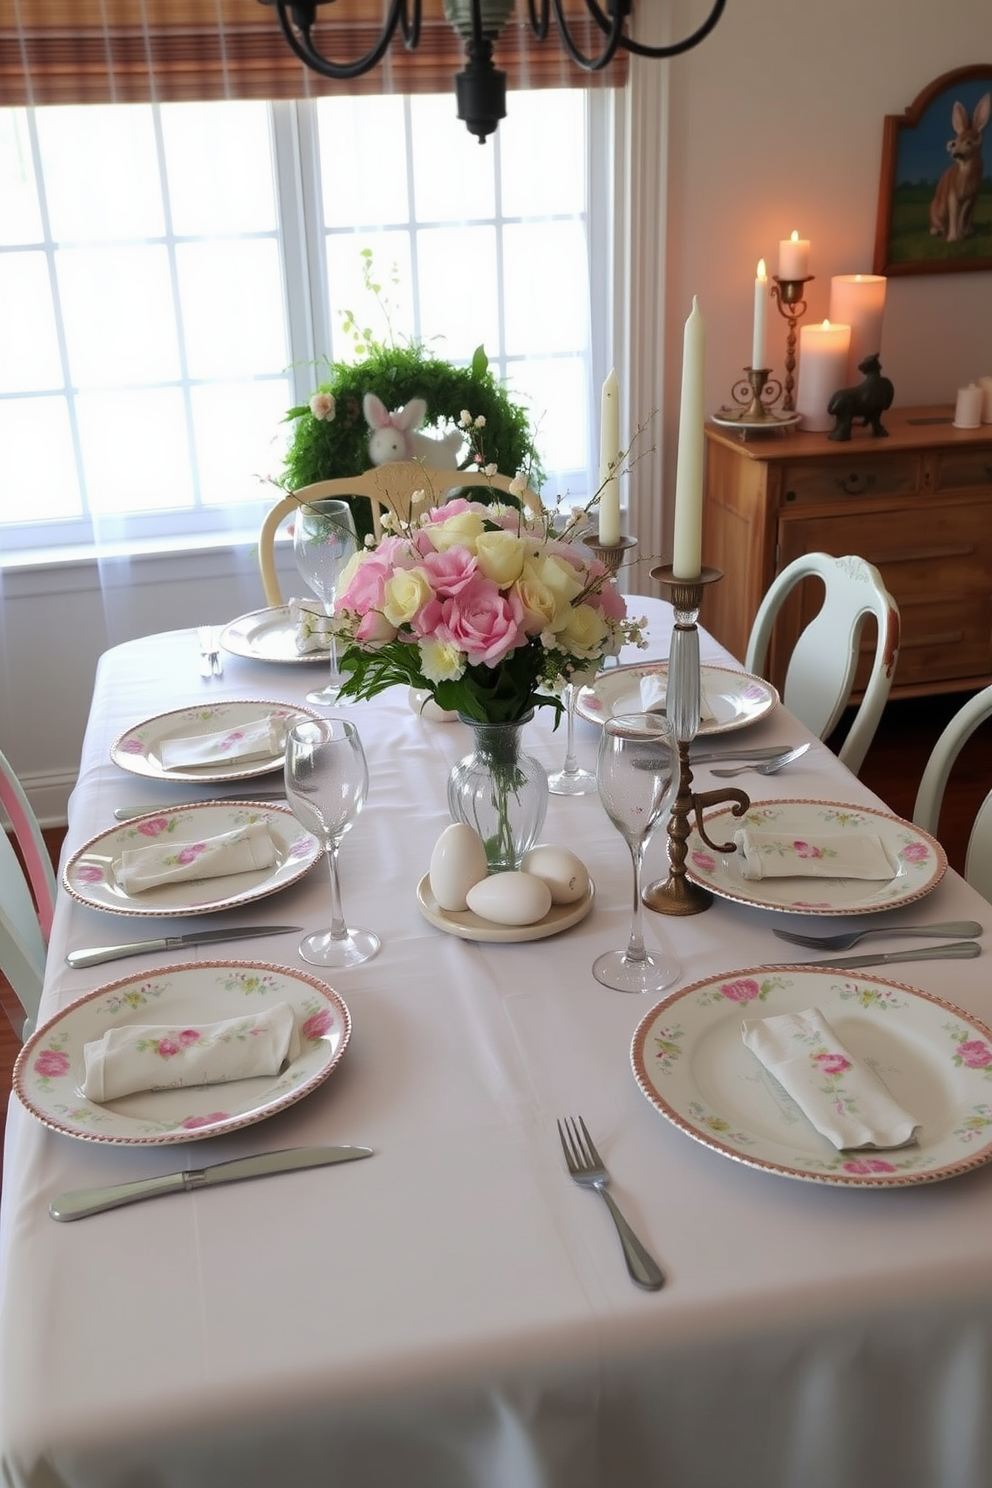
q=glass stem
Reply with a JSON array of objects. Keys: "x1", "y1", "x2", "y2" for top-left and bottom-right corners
[
  {"x1": 325, "y1": 840, "x2": 349, "y2": 941},
  {"x1": 624, "y1": 838, "x2": 648, "y2": 965},
  {"x1": 561, "y1": 685, "x2": 579, "y2": 775}
]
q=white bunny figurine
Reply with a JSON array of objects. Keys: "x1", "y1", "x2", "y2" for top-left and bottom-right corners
[{"x1": 363, "y1": 393, "x2": 464, "y2": 469}]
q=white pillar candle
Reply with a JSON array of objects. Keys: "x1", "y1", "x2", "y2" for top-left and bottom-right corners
[
  {"x1": 953, "y1": 383, "x2": 983, "y2": 429},
  {"x1": 978, "y1": 375, "x2": 992, "y2": 424},
  {"x1": 778, "y1": 230, "x2": 810, "y2": 281},
  {"x1": 597, "y1": 367, "x2": 621, "y2": 545},
  {"x1": 672, "y1": 296, "x2": 705, "y2": 580},
  {"x1": 796, "y1": 320, "x2": 850, "y2": 431},
  {"x1": 752, "y1": 259, "x2": 768, "y2": 369},
  {"x1": 828, "y1": 274, "x2": 887, "y2": 383}
]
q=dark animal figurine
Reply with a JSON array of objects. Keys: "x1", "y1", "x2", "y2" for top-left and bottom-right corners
[{"x1": 827, "y1": 354, "x2": 894, "y2": 442}]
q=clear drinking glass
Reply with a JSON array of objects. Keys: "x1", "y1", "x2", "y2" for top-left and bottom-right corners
[
  {"x1": 548, "y1": 679, "x2": 597, "y2": 796},
  {"x1": 594, "y1": 712, "x2": 681, "y2": 994},
  {"x1": 283, "y1": 718, "x2": 380, "y2": 967},
  {"x1": 292, "y1": 498, "x2": 358, "y2": 707}
]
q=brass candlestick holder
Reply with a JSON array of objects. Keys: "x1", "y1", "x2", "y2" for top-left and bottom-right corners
[
  {"x1": 582, "y1": 531, "x2": 639, "y2": 577},
  {"x1": 642, "y1": 564, "x2": 750, "y2": 916},
  {"x1": 770, "y1": 274, "x2": 814, "y2": 411}
]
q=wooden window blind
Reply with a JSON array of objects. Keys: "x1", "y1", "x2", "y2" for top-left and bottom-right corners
[{"x1": 0, "y1": 1, "x2": 628, "y2": 107}]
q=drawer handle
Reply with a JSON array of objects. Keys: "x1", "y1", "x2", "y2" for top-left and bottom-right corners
[{"x1": 834, "y1": 472, "x2": 877, "y2": 496}]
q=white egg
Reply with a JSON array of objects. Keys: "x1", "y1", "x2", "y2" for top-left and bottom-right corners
[
  {"x1": 429, "y1": 823, "x2": 489, "y2": 911},
  {"x1": 466, "y1": 872, "x2": 552, "y2": 927},
  {"x1": 408, "y1": 687, "x2": 458, "y2": 723},
  {"x1": 520, "y1": 845, "x2": 590, "y2": 904}
]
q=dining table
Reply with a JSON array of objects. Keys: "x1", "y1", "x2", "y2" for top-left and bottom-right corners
[{"x1": 2, "y1": 592, "x2": 992, "y2": 1488}]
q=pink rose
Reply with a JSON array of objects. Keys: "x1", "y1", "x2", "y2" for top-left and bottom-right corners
[
  {"x1": 338, "y1": 554, "x2": 392, "y2": 615},
  {"x1": 690, "y1": 851, "x2": 717, "y2": 873},
  {"x1": 157, "y1": 1038, "x2": 180, "y2": 1058},
  {"x1": 901, "y1": 842, "x2": 929, "y2": 864},
  {"x1": 794, "y1": 839, "x2": 824, "y2": 860},
  {"x1": 594, "y1": 579, "x2": 627, "y2": 622},
  {"x1": 843, "y1": 1158, "x2": 897, "y2": 1174},
  {"x1": 420, "y1": 545, "x2": 479, "y2": 596},
  {"x1": 354, "y1": 610, "x2": 399, "y2": 644},
  {"x1": 437, "y1": 578, "x2": 522, "y2": 666},
  {"x1": 177, "y1": 843, "x2": 206, "y2": 866},
  {"x1": 182, "y1": 1112, "x2": 229, "y2": 1129},
  {"x1": 137, "y1": 816, "x2": 170, "y2": 838},
  {"x1": 35, "y1": 1049, "x2": 70, "y2": 1079},
  {"x1": 178, "y1": 1029, "x2": 201, "y2": 1047},
  {"x1": 958, "y1": 1039, "x2": 992, "y2": 1069},
  {"x1": 302, "y1": 1009, "x2": 333, "y2": 1041},
  {"x1": 720, "y1": 978, "x2": 761, "y2": 1003},
  {"x1": 121, "y1": 739, "x2": 144, "y2": 754},
  {"x1": 75, "y1": 864, "x2": 104, "y2": 883},
  {"x1": 813, "y1": 1052, "x2": 850, "y2": 1076}
]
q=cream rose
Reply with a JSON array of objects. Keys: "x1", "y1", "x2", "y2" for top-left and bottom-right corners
[
  {"x1": 556, "y1": 601, "x2": 610, "y2": 658},
  {"x1": 525, "y1": 551, "x2": 586, "y2": 607},
  {"x1": 382, "y1": 567, "x2": 435, "y2": 628},
  {"x1": 475, "y1": 530, "x2": 525, "y2": 588},
  {"x1": 428, "y1": 511, "x2": 486, "y2": 553}
]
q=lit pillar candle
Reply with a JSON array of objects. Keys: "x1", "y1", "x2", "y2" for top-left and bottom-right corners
[
  {"x1": 828, "y1": 274, "x2": 887, "y2": 382},
  {"x1": 796, "y1": 320, "x2": 850, "y2": 431},
  {"x1": 672, "y1": 296, "x2": 705, "y2": 580},
  {"x1": 778, "y1": 230, "x2": 810, "y2": 280},
  {"x1": 597, "y1": 367, "x2": 621, "y2": 545},
  {"x1": 752, "y1": 259, "x2": 768, "y2": 369}
]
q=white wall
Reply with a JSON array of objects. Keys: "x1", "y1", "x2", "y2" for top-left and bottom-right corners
[{"x1": 3, "y1": 0, "x2": 991, "y2": 821}]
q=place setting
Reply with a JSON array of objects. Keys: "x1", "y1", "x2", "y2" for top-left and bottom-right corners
[{"x1": 111, "y1": 699, "x2": 323, "y2": 785}]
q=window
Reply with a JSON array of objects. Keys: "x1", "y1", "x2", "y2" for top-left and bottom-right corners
[{"x1": 0, "y1": 88, "x2": 612, "y2": 556}]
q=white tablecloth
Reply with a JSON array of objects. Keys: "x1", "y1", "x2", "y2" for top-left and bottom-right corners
[{"x1": 3, "y1": 596, "x2": 992, "y2": 1488}]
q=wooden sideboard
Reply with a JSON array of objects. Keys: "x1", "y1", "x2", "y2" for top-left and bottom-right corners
[{"x1": 702, "y1": 404, "x2": 992, "y2": 699}]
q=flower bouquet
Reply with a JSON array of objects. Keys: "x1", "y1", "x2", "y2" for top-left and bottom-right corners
[{"x1": 333, "y1": 483, "x2": 645, "y2": 868}]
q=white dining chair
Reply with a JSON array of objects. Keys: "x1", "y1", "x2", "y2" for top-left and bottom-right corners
[
  {"x1": 912, "y1": 684, "x2": 992, "y2": 902},
  {"x1": 259, "y1": 463, "x2": 543, "y2": 607},
  {"x1": 0, "y1": 748, "x2": 57, "y2": 1040},
  {"x1": 744, "y1": 552, "x2": 901, "y2": 777}
]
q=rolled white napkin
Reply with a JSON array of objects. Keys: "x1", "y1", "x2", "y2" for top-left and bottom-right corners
[
  {"x1": 638, "y1": 673, "x2": 715, "y2": 723},
  {"x1": 289, "y1": 597, "x2": 334, "y2": 655},
  {"x1": 114, "y1": 821, "x2": 277, "y2": 895},
  {"x1": 82, "y1": 1001, "x2": 301, "y2": 1102},
  {"x1": 160, "y1": 717, "x2": 285, "y2": 770},
  {"x1": 742, "y1": 1005, "x2": 920, "y2": 1150},
  {"x1": 734, "y1": 828, "x2": 897, "y2": 882}
]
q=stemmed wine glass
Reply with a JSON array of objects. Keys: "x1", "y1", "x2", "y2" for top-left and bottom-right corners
[
  {"x1": 594, "y1": 712, "x2": 681, "y2": 994},
  {"x1": 283, "y1": 718, "x2": 380, "y2": 968},
  {"x1": 292, "y1": 498, "x2": 358, "y2": 707},
  {"x1": 548, "y1": 668, "x2": 597, "y2": 796}
]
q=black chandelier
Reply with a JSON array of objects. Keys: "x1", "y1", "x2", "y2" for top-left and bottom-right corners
[{"x1": 259, "y1": 0, "x2": 727, "y2": 143}]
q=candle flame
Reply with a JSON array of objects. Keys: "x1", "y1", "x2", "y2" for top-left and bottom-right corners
[
  {"x1": 790, "y1": 230, "x2": 800, "y2": 243},
  {"x1": 756, "y1": 258, "x2": 767, "y2": 279},
  {"x1": 822, "y1": 319, "x2": 831, "y2": 328}
]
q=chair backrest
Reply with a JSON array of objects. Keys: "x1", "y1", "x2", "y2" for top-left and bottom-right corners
[
  {"x1": 912, "y1": 684, "x2": 992, "y2": 901},
  {"x1": 259, "y1": 463, "x2": 543, "y2": 607},
  {"x1": 743, "y1": 552, "x2": 901, "y2": 777},
  {"x1": 0, "y1": 748, "x2": 57, "y2": 1039}
]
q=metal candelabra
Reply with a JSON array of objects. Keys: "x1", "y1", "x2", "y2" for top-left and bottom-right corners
[{"x1": 770, "y1": 275, "x2": 814, "y2": 412}]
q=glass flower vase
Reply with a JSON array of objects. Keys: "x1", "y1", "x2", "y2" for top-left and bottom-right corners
[{"x1": 448, "y1": 714, "x2": 549, "y2": 872}]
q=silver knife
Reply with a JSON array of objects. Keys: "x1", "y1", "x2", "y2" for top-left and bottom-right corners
[
  {"x1": 796, "y1": 941, "x2": 981, "y2": 969},
  {"x1": 66, "y1": 925, "x2": 303, "y2": 970},
  {"x1": 50, "y1": 1144, "x2": 373, "y2": 1222},
  {"x1": 689, "y1": 744, "x2": 795, "y2": 765},
  {"x1": 115, "y1": 790, "x2": 286, "y2": 821}
]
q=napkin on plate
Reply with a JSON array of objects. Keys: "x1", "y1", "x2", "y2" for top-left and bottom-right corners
[
  {"x1": 81, "y1": 1001, "x2": 301, "y2": 1102},
  {"x1": 289, "y1": 597, "x2": 334, "y2": 655},
  {"x1": 160, "y1": 716, "x2": 285, "y2": 770},
  {"x1": 741, "y1": 1005, "x2": 920, "y2": 1150},
  {"x1": 733, "y1": 828, "x2": 897, "y2": 882},
  {"x1": 114, "y1": 821, "x2": 277, "y2": 895},
  {"x1": 638, "y1": 673, "x2": 716, "y2": 723}
]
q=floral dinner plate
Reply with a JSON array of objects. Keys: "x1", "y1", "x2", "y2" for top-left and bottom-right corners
[
  {"x1": 220, "y1": 606, "x2": 329, "y2": 665},
  {"x1": 14, "y1": 960, "x2": 350, "y2": 1144},
  {"x1": 63, "y1": 802, "x2": 321, "y2": 918},
  {"x1": 111, "y1": 699, "x2": 323, "y2": 784},
  {"x1": 575, "y1": 662, "x2": 778, "y2": 735},
  {"x1": 686, "y1": 798, "x2": 946, "y2": 916},
  {"x1": 631, "y1": 966, "x2": 992, "y2": 1186}
]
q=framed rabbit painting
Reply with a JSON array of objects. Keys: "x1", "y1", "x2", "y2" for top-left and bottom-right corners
[{"x1": 874, "y1": 65, "x2": 992, "y2": 276}]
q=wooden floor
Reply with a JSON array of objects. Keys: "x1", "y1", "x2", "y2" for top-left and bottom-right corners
[{"x1": 1, "y1": 688, "x2": 989, "y2": 1133}]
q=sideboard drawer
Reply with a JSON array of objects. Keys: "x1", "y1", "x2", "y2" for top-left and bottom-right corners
[
  {"x1": 935, "y1": 451, "x2": 992, "y2": 492},
  {"x1": 780, "y1": 453, "x2": 921, "y2": 504}
]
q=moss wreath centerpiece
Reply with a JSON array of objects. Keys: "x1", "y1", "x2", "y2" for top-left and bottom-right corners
[{"x1": 279, "y1": 343, "x2": 544, "y2": 543}]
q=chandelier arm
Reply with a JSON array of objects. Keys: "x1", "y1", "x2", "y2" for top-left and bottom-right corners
[
  {"x1": 526, "y1": 0, "x2": 550, "y2": 42},
  {"x1": 548, "y1": 0, "x2": 624, "y2": 70},
  {"x1": 611, "y1": 0, "x2": 727, "y2": 59},
  {"x1": 271, "y1": 0, "x2": 412, "y2": 79}
]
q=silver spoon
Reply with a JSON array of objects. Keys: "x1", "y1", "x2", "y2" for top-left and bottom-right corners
[
  {"x1": 774, "y1": 919, "x2": 983, "y2": 952},
  {"x1": 710, "y1": 742, "x2": 810, "y2": 777}
]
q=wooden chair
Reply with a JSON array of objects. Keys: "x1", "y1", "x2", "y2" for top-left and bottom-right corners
[
  {"x1": 259, "y1": 463, "x2": 544, "y2": 607},
  {"x1": 912, "y1": 684, "x2": 992, "y2": 901},
  {"x1": 0, "y1": 747, "x2": 57, "y2": 1039},
  {"x1": 743, "y1": 552, "x2": 901, "y2": 777}
]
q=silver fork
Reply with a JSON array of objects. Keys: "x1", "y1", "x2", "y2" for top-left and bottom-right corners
[
  {"x1": 773, "y1": 918, "x2": 983, "y2": 952},
  {"x1": 710, "y1": 742, "x2": 810, "y2": 777},
  {"x1": 557, "y1": 1116, "x2": 664, "y2": 1291}
]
